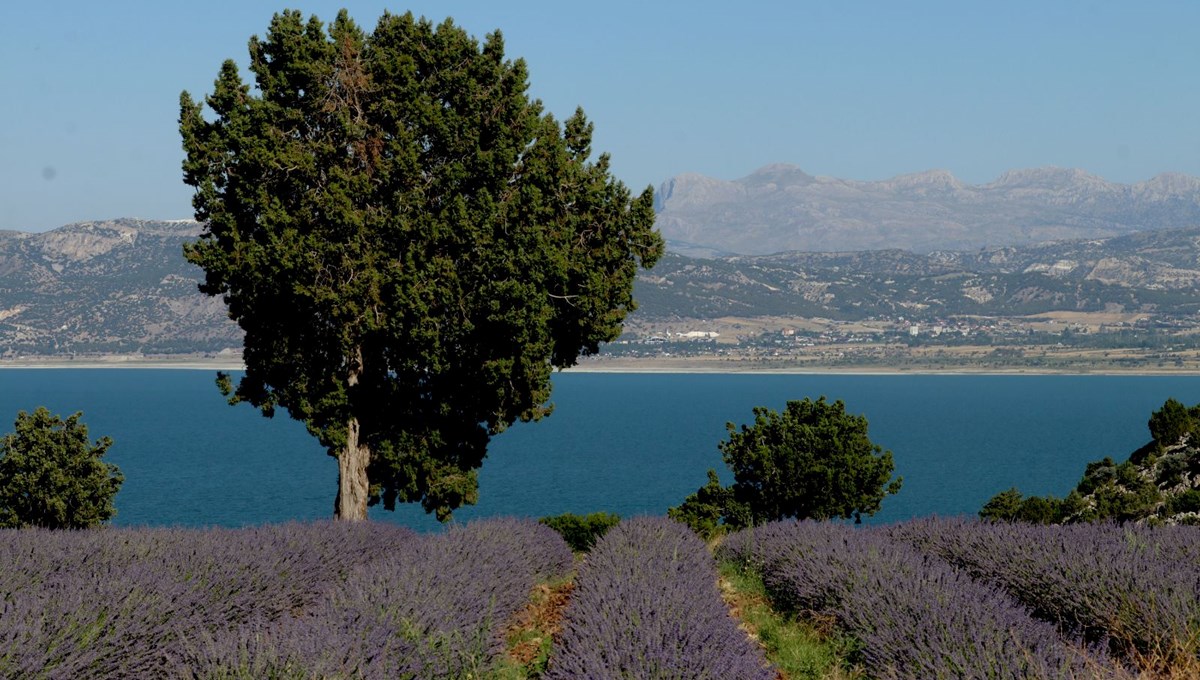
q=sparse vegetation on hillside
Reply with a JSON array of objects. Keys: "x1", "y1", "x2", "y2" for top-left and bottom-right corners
[{"x1": 981, "y1": 397, "x2": 1200, "y2": 525}]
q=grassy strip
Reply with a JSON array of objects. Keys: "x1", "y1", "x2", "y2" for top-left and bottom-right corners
[
  {"x1": 492, "y1": 576, "x2": 576, "y2": 679},
  {"x1": 718, "y1": 561, "x2": 863, "y2": 680}
]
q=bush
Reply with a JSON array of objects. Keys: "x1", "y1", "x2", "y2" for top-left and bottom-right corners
[
  {"x1": 538, "y1": 512, "x2": 621, "y2": 552},
  {"x1": 1166, "y1": 489, "x2": 1200, "y2": 515},
  {"x1": 0, "y1": 407, "x2": 123, "y2": 529},
  {"x1": 979, "y1": 488, "x2": 1068, "y2": 524},
  {"x1": 666, "y1": 470, "x2": 745, "y2": 539},
  {"x1": 671, "y1": 397, "x2": 901, "y2": 536},
  {"x1": 979, "y1": 487, "x2": 1024, "y2": 522}
]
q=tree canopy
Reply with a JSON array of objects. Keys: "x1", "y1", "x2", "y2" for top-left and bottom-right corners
[
  {"x1": 180, "y1": 10, "x2": 662, "y2": 520},
  {"x1": 1148, "y1": 397, "x2": 1197, "y2": 447},
  {"x1": 671, "y1": 397, "x2": 901, "y2": 535},
  {"x1": 0, "y1": 407, "x2": 123, "y2": 529}
]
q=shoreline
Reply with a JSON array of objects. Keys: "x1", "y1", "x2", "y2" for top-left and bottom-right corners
[
  {"x1": 567, "y1": 364, "x2": 1200, "y2": 377},
  {"x1": 4, "y1": 355, "x2": 1200, "y2": 376},
  {"x1": 0, "y1": 357, "x2": 244, "y2": 371}
]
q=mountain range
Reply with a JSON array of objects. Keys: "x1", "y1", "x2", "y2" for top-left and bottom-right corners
[
  {"x1": 655, "y1": 164, "x2": 1200, "y2": 255},
  {"x1": 6, "y1": 200, "x2": 1200, "y2": 356}
]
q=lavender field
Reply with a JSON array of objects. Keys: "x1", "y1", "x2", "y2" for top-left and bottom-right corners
[
  {"x1": 6, "y1": 516, "x2": 1200, "y2": 678},
  {"x1": 721, "y1": 519, "x2": 1200, "y2": 678},
  {"x1": 0, "y1": 518, "x2": 573, "y2": 679}
]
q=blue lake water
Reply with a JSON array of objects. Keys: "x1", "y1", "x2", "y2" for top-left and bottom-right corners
[{"x1": 0, "y1": 369, "x2": 1196, "y2": 531}]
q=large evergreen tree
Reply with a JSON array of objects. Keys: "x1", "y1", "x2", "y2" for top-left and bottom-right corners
[{"x1": 180, "y1": 10, "x2": 662, "y2": 520}]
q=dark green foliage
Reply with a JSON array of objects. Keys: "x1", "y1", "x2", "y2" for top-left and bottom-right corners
[
  {"x1": 978, "y1": 487, "x2": 1024, "y2": 522},
  {"x1": 1148, "y1": 398, "x2": 1195, "y2": 447},
  {"x1": 672, "y1": 397, "x2": 901, "y2": 535},
  {"x1": 0, "y1": 407, "x2": 123, "y2": 529},
  {"x1": 983, "y1": 457, "x2": 1165, "y2": 525},
  {"x1": 667, "y1": 469, "x2": 742, "y2": 539},
  {"x1": 979, "y1": 488, "x2": 1069, "y2": 524},
  {"x1": 538, "y1": 511, "x2": 621, "y2": 552},
  {"x1": 1166, "y1": 489, "x2": 1200, "y2": 515},
  {"x1": 1014, "y1": 495, "x2": 1063, "y2": 525},
  {"x1": 1157, "y1": 454, "x2": 1188, "y2": 486},
  {"x1": 180, "y1": 10, "x2": 662, "y2": 520}
]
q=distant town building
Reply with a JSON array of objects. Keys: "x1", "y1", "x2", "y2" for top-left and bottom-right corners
[{"x1": 908, "y1": 325, "x2": 920, "y2": 336}]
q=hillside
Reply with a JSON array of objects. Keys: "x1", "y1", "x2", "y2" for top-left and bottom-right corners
[
  {"x1": 634, "y1": 226, "x2": 1200, "y2": 322},
  {"x1": 6, "y1": 219, "x2": 1200, "y2": 359},
  {"x1": 0, "y1": 218, "x2": 239, "y2": 356},
  {"x1": 655, "y1": 164, "x2": 1200, "y2": 254},
  {"x1": 981, "y1": 399, "x2": 1200, "y2": 526}
]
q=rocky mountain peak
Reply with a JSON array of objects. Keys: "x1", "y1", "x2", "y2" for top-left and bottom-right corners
[
  {"x1": 882, "y1": 169, "x2": 964, "y2": 192},
  {"x1": 1136, "y1": 172, "x2": 1200, "y2": 197},
  {"x1": 740, "y1": 163, "x2": 816, "y2": 188},
  {"x1": 987, "y1": 166, "x2": 1109, "y2": 189}
]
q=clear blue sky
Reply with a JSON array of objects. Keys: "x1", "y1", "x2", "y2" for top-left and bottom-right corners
[{"x1": 4, "y1": 1, "x2": 1200, "y2": 231}]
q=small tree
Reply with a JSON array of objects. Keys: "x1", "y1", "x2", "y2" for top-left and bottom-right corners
[
  {"x1": 672, "y1": 397, "x2": 901, "y2": 536},
  {"x1": 1148, "y1": 397, "x2": 1194, "y2": 447},
  {"x1": 0, "y1": 407, "x2": 123, "y2": 529}
]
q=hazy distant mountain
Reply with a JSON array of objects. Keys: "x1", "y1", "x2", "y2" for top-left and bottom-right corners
[
  {"x1": 0, "y1": 218, "x2": 239, "y2": 356},
  {"x1": 654, "y1": 164, "x2": 1200, "y2": 255}
]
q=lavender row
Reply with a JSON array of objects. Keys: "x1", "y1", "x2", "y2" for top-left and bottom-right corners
[
  {"x1": 720, "y1": 521, "x2": 1121, "y2": 679},
  {"x1": 182, "y1": 517, "x2": 575, "y2": 678},
  {"x1": 0, "y1": 521, "x2": 410, "y2": 678},
  {"x1": 0, "y1": 518, "x2": 572, "y2": 679},
  {"x1": 891, "y1": 517, "x2": 1200, "y2": 666},
  {"x1": 546, "y1": 516, "x2": 773, "y2": 680}
]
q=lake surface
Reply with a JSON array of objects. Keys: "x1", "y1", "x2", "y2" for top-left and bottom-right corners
[{"x1": 0, "y1": 369, "x2": 1196, "y2": 531}]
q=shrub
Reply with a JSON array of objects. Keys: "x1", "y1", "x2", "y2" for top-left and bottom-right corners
[
  {"x1": 1166, "y1": 489, "x2": 1200, "y2": 515},
  {"x1": 0, "y1": 407, "x2": 123, "y2": 529},
  {"x1": 538, "y1": 511, "x2": 621, "y2": 552}
]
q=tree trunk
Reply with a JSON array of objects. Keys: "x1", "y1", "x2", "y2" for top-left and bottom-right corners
[
  {"x1": 335, "y1": 346, "x2": 370, "y2": 520},
  {"x1": 335, "y1": 415, "x2": 371, "y2": 520}
]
